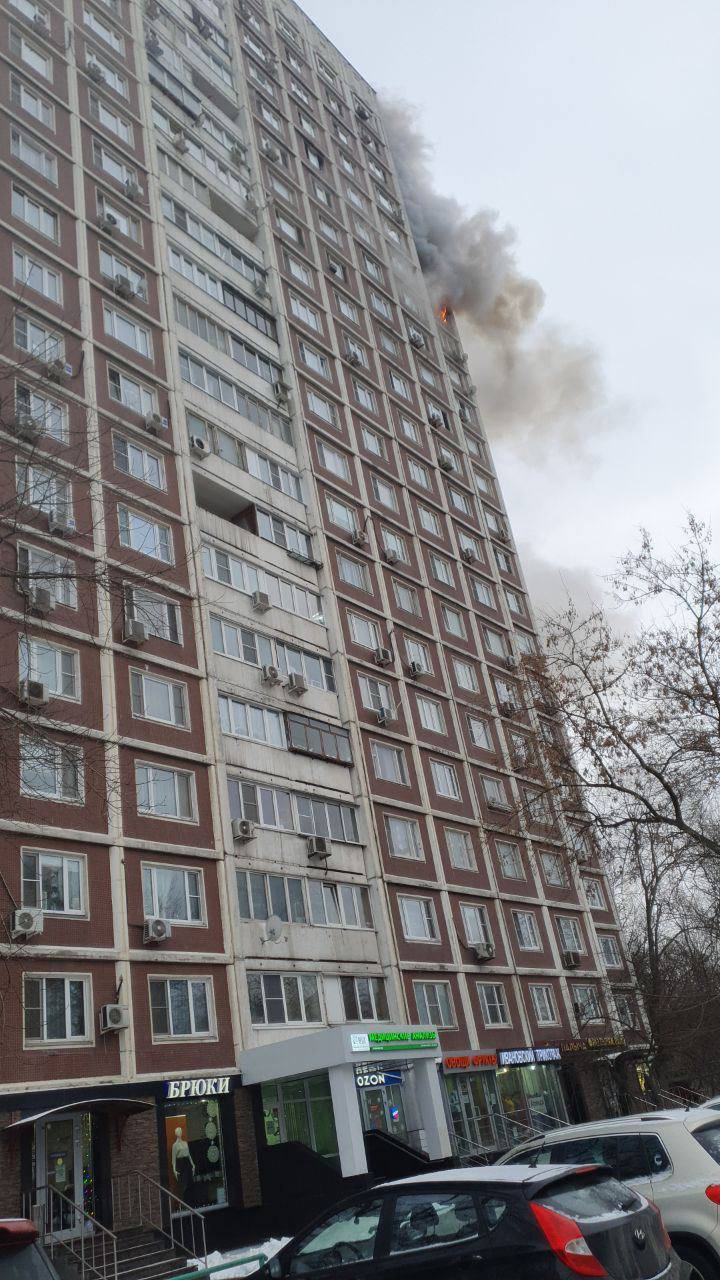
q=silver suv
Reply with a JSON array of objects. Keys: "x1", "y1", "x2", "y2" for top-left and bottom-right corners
[{"x1": 499, "y1": 1107, "x2": 720, "y2": 1280}]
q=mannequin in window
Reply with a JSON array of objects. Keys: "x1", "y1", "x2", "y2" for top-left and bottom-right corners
[{"x1": 171, "y1": 1127, "x2": 195, "y2": 1202}]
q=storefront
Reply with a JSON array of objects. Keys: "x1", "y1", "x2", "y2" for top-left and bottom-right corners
[
  {"x1": 240, "y1": 1024, "x2": 452, "y2": 1180},
  {"x1": 441, "y1": 1046, "x2": 571, "y2": 1156},
  {"x1": 441, "y1": 1053, "x2": 504, "y2": 1156},
  {"x1": 161, "y1": 1076, "x2": 236, "y2": 1212},
  {"x1": 556, "y1": 1035, "x2": 655, "y2": 1120}
]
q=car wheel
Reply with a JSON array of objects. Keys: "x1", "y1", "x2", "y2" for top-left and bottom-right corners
[{"x1": 675, "y1": 1243, "x2": 720, "y2": 1280}]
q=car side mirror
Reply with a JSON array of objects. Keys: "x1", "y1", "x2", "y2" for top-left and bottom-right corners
[{"x1": 268, "y1": 1259, "x2": 283, "y2": 1279}]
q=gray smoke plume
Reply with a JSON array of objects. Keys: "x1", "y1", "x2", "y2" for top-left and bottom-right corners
[{"x1": 381, "y1": 98, "x2": 609, "y2": 451}]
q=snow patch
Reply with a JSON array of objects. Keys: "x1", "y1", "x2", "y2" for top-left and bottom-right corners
[{"x1": 192, "y1": 1239, "x2": 290, "y2": 1278}]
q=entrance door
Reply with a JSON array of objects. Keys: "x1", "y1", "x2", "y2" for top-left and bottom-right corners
[
  {"x1": 446, "y1": 1075, "x2": 499, "y2": 1155},
  {"x1": 360, "y1": 1085, "x2": 409, "y2": 1144},
  {"x1": 36, "y1": 1114, "x2": 93, "y2": 1239}
]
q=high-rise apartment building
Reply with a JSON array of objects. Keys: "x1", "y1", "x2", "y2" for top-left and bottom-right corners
[{"x1": 0, "y1": 0, "x2": 647, "y2": 1244}]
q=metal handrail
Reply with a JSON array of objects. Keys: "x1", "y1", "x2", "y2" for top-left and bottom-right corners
[
  {"x1": 453, "y1": 1133, "x2": 492, "y2": 1164},
  {"x1": 165, "y1": 1257, "x2": 268, "y2": 1280},
  {"x1": 29, "y1": 1183, "x2": 118, "y2": 1280},
  {"x1": 111, "y1": 1170, "x2": 207, "y2": 1265}
]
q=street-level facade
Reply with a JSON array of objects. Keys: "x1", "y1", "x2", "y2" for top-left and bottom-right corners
[{"x1": 0, "y1": 0, "x2": 648, "y2": 1242}]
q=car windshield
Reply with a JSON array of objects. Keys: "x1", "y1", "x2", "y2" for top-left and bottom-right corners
[
  {"x1": 289, "y1": 1198, "x2": 383, "y2": 1275},
  {"x1": 691, "y1": 1123, "x2": 720, "y2": 1165}
]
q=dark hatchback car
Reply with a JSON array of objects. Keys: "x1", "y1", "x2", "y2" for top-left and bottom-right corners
[
  {"x1": 0, "y1": 1220, "x2": 62, "y2": 1280},
  {"x1": 258, "y1": 1164, "x2": 684, "y2": 1279}
]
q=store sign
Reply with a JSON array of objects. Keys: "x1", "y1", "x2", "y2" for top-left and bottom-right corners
[
  {"x1": 443, "y1": 1054, "x2": 498, "y2": 1071},
  {"x1": 164, "y1": 1076, "x2": 232, "y2": 1099},
  {"x1": 355, "y1": 1070, "x2": 402, "y2": 1088},
  {"x1": 559, "y1": 1035, "x2": 625, "y2": 1055},
  {"x1": 349, "y1": 1028, "x2": 439, "y2": 1053},
  {"x1": 497, "y1": 1046, "x2": 562, "y2": 1068}
]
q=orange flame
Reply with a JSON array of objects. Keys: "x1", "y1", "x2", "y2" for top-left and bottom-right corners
[{"x1": 439, "y1": 304, "x2": 450, "y2": 325}]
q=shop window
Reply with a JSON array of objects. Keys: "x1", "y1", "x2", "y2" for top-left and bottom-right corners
[
  {"x1": 262, "y1": 1073, "x2": 338, "y2": 1163},
  {"x1": 164, "y1": 1090, "x2": 228, "y2": 1210}
]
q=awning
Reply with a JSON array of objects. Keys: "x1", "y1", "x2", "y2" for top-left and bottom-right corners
[{"x1": 2, "y1": 1098, "x2": 154, "y2": 1131}]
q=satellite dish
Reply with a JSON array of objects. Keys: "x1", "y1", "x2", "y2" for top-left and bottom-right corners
[{"x1": 263, "y1": 915, "x2": 285, "y2": 944}]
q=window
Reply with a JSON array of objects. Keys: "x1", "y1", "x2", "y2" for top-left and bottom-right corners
[
  {"x1": 308, "y1": 880, "x2": 372, "y2": 929},
  {"x1": 477, "y1": 982, "x2": 511, "y2": 1027},
  {"x1": 484, "y1": 629, "x2": 507, "y2": 660},
  {"x1": 418, "y1": 505, "x2": 441, "y2": 537},
  {"x1": 541, "y1": 852, "x2": 567, "y2": 887},
  {"x1": 392, "y1": 579, "x2": 420, "y2": 615},
  {"x1": 295, "y1": 792, "x2": 358, "y2": 843},
  {"x1": 19, "y1": 636, "x2": 78, "y2": 701},
  {"x1": 118, "y1": 506, "x2": 172, "y2": 563},
  {"x1": 10, "y1": 27, "x2": 52, "y2": 78},
  {"x1": 162, "y1": 196, "x2": 265, "y2": 289},
  {"x1": 83, "y1": 5, "x2": 124, "y2": 51},
  {"x1": 85, "y1": 52, "x2": 127, "y2": 97},
  {"x1": 18, "y1": 543, "x2": 76, "y2": 607},
  {"x1": 414, "y1": 980, "x2": 454, "y2": 1028},
  {"x1": 408, "y1": 459, "x2": 431, "y2": 492},
  {"x1": 399, "y1": 895, "x2": 438, "y2": 942},
  {"x1": 131, "y1": 670, "x2": 187, "y2": 728},
  {"x1": 370, "y1": 474, "x2": 398, "y2": 510},
  {"x1": 430, "y1": 759, "x2": 460, "y2": 800},
  {"x1": 237, "y1": 870, "x2": 307, "y2": 924},
  {"x1": 483, "y1": 776, "x2": 509, "y2": 809},
  {"x1": 557, "y1": 916, "x2": 584, "y2": 952},
  {"x1": 98, "y1": 194, "x2": 140, "y2": 242},
  {"x1": 417, "y1": 696, "x2": 445, "y2": 734},
  {"x1": 10, "y1": 75, "x2": 55, "y2": 127},
  {"x1": 285, "y1": 252, "x2": 312, "y2": 286},
  {"x1": 341, "y1": 977, "x2": 389, "y2": 1022},
  {"x1": 14, "y1": 312, "x2": 61, "y2": 362},
  {"x1": 348, "y1": 612, "x2": 380, "y2": 650},
  {"x1": 399, "y1": 414, "x2": 419, "y2": 442},
  {"x1": 13, "y1": 248, "x2": 61, "y2": 302},
  {"x1": 471, "y1": 577, "x2": 495, "y2": 609},
  {"x1": 112, "y1": 435, "x2": 164, "y2": 490},
  {"x1": 335, "y1": 291, "x2": 358, "y2": 322},
  {"x1": 327, "y1": 496, "x2": 357, "y2": 533},
  {"x1": 369, "y1": 289, "x2": 391, "y2": 319},
  {"x1": 229, "y1": 780, "x2": 358, "y2": 843},
  {"x1": 371, "y1": 741, "x2": 408, "y2": 785},
  {"x1": 299, "y1": 340, "x2": 330, "y2": 377},
  {"x1": 316, "y1": 440, "x2": 350, "y2": 479},
  {"x1": 354, "y1": 381, "x2": 377, "y2": 413},
  {"x1": 573, "y1": 984, "x2": 602, "y2": 1023},
  {"x1": 16, "y1": 462, "x2": 72, "y2": 520},
  {"x1": 22, "y1": 849, "x2": 84, "y2": 914},
  {"x1": 513, "y1": 911, "x2": 541, "y2": 951},
  {"x1": 307, "y1": 389, "x2": 336, "y2": 425},
  {"x1": 360, "y1": 426, "x2": 384, "y2": 457},
  {"x1": 530, "y1": 984, "x2": 559, "y2": 1026},
  {"x1": 584, "y1": 878, "x2": 605, "y2": 909},
  {"x1": 287, "y1": 715, "x2": 352, "y2": 764},
  {"x1": 406, "y1": 636, "x2": 431, "y2": 673},
  {"x1": 245, "y1": 447, "x2": 302, "y2": 501},
  {"x1": 381, "y1": 527, "x2": 407, "y2": 561},
  {"x1": 449, "y1": 487, "x2": 472, "y2": 516},
  {"x1": 389, "y1": 370, "x2": 411, "y2": 399},
  {"x1": 108, "y1": 366, "x2": 155, "y2": 417},
  {"x1": 275, "y1": 641, "x2": 335, "y2": 692},
  {"x1": 100, "y1": 248, "x2": 146, "y2": 300},
  {"x1": 92, "y1": 138, "x2": 137, "y2": 188},
  {"x1": 126, "y1": 586, "x2": 181, "y2": 643},
  {"x1": 358, "y1": 675, "x2": 394, "y2": 719},
  {"x1": 446, "y1": 828, "x2": 475, "y2": 870},
  {"x1": 385, "y1": 814, "x2": 423, "y2": 860},
  {"x1": 337, "y1": 553, "x2": 369, "y2": 591},
  {"x1": 461, "y1": 902, "x2": 491, "y2": 946},
  {"x1": 135, "y1": 763, "x2": 195, "y2": 821},
  {"x1": 289, "y1": 292, "x2": 321, "y2": 330},
  {"x1": 247, "y1": 971, "x2": 321, "y2": 1024},
  {"x1": 430, "y1": 553, "x2": 454, "y2": 587},
  {"x1": 103, "y1": 305, "x2": 152, "y2": 358},
  {"x1": 453, "y1": 658, "x2": 478, "y2": 692},
  {"x1": 149, "y1": 977, "x2": 213, "y2": 1038},
  {"x1": 24, "y1": 975, "x2": 89, "y2": 1044},
  {"x1": 176, "y1": 302, "x2": 281, "y2": 385},
  {"x1": 11, "y1": 185, "x2": 57, "y2": 240},
  {"x1": 525, "y1": 788, "x2": 552, "y2": 824},
  {"x1": 614, "y1": 995, "x2": 635, "y2": 1029},
  {"x1": 599, "y1": 935, "x2": 622, "y2": 967},
  {"x1": 256, "y1": 511, "x2": 312, "y2": 559},
  {"x1": 142, "y1": 864, "x2": 203, "y2": 924},
  {"x1": 89, "y1": 92, "x2": 132, "y2": 143},
  {"x1": 20, "y1": 737, "x2": 83, "y2": 802},
  {"x1": 497, "y1": 840, "x2": 524, "y2": 879},
  {"x1": 468, "y1": 716, "x2": 492, "y2": 750},
  {"x1": 220, "y1": 692, "x2": 283, "y2": 748}
]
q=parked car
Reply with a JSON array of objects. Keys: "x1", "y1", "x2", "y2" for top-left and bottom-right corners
[
  {"x1": 499, "y1": 1107, "x2": 720, "y2": 1280},
  {"x1": 257, "y1": 1162, "x2": 682, "y2": 1278},
  {"x1": 0, "y1": 1220, "x2": 61, "y2": 1280}
]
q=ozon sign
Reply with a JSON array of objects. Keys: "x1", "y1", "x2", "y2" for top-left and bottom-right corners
[{"x1": 164, "y1": 1076, "x2": 232, "y2": 1099}]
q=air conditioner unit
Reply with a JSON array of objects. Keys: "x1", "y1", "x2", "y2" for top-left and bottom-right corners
[
  {"x1": 408, "y1": 330, "x2": 425, "y2": 349},
  {"x1": 145, "y1": 33, "x2": 163, "y2": 57},
  {"x1": 460, "y1": 546, "x2": 476, "y2": 563},
  {"x1": 374, "y1": 646, "x2": 392, "y2": 667},
  {"x1": 143, "y1": 916, "x2": 172, "y2": 944},
  {"x1": 563, "y1": 950, "x2": 581, "y2": 970},
  {"x1": 382, "y1": 548, "x2": 399, "y2": 565},
  {"x1": 113, "y1": 273, "x2": 136, "y2": 300},
  {"x1": 254, "y1": 281, "x2": 271, "y2": 301},
  {"x1": 328, "y1": 262, "x2": 341, "y2": 276},
  {"x1": 32, "y1": 14, "x2": 49, "y2": 35},
  {"x1": 428, "y1": 410, "x2": 443, "y2": 427},
  {"x1": 376, "y1": 707, "x2": 388, "y2": 726},
  {"x1": 252, "y1": 590, "x2": 271, "y2": 612},
  {"x1": 286, "y1": 672, "x2": 308, "y2": 696},
  {"x1": 351, "y1": 529, "x2": 368, "y2": 547},
  {"x1": 504, "y1": 655, "x2": 518, "y2": 670},
  {"x1": 18, "y1": 679, "x2": 48, "y2": 707},
  {"x1": 307, "y1": 835, "x2": 331, "y2": 860},
  {"x1": 499, "y1": 700, "x2": 517, "y2": 718},
  {"x1": 261, "y1": 664, "x2": 282, "y2": 686},
  {"x1": 472, "y1": 942, "x2": 495, "y2": 962},
  {"x1": 143, "y1": 413, "x2": 168, "y2": 434},
  {"x1": 124, "y1": 179, "x2": 142, "y2": 199},
  {"x1": 438, "y1": 456, "x2": 455, "y2": 473},
  {"x1": 498, "y1": 529, "x2": 511, "y2": 544},
  {"x1": 173, "y1": 132, "x2": 190, "y2": 154},
  {"x1": 145, "y1": 0, "x2": 160, "y2": 15},
  {"x1": 27, "y1": 587, "x2": 54, "y2": 616},
  {"x1": 100, "y1": 1003, "x2": 129, "y2": 1033},
  {"x1": 230, "y1": 144, "x2": 246, "y2": 166},
  {"x1": 189, "y1": 434, "x2": 211, "y2": 458},
  {"x1": 232, "y1": 817, "x2": 255, "y2": 842},
  {"x1": 407, "y1": 660, "x2": 425, "y2": 679},
  {"x1": 263, "y1": 142, "x2": 281, "y2": 162},
  {"x1": 355, "y1": 103, "x2": 371, "y2": 121},
  {"x1": 99, "y1": 213, "x2": 118, "y2": 234},
  {"x1": 123, "y1": 620, "x2": 146, "y2": 646},
  {"x1": 87, "y1": 62, "x2": 106, "y2": 84},
  {"x1": 14, "y1": 414, "x2": 43, "y2": 443},
  {"x1": 273, "y1": 381, "x2": 288, "y2": 405},
  {"x1": 48, "y1": 510, "x2": 76, "y2": 536},
  {"x1": 41, "y1": 360, "x2": 71, "y2": 383},
  {"x1": 11, "y1": 907, "x2": 44, "y2": 940},
  {"x1": 195, "y1": 16, "x2": 212, "y2": 36},
  {"x1": 346, "y1": 350, "x2": 362, "y2": 367}
]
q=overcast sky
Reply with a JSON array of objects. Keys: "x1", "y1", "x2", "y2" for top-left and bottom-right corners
[{"x1": 300, "y1": 0, "x2": 720, "y2": 610}]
